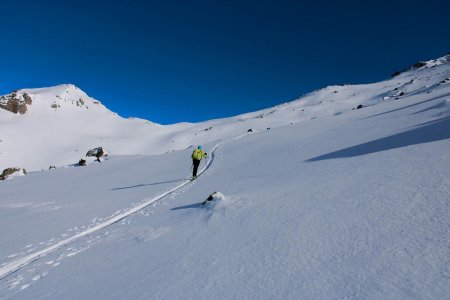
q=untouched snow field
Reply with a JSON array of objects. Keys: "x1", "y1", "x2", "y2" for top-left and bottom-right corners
[{"x1": 0, "y1": 55, "x2": 449, "y2": 299}]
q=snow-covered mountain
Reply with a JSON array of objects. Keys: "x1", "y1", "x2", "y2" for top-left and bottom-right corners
[
  {"x1": 0, "y1": 54, "x2": 449, "y2": 299},
  {"x1": 2, "y1": 54, "x2": 449, "y2": 171}
]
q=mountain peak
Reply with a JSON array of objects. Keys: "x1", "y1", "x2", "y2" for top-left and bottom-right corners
[{"x1": 0, "y1": 84, "x2": 107, "y2": 115}]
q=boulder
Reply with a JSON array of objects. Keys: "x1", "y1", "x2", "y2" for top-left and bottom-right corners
[
  {"x1": 78, "y1": 159, "x2": 87, "y2": 166},
  {"x1": 356, "y1": 104, "x2": 364, "y2": 109},
  {"x1": 86, "y1": 147, "x2": 105, "y2": 158}
]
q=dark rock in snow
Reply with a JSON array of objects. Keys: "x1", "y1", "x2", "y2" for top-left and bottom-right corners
[
  {"x1": 356, "y1": 105, "x2": 364, "y2": 109},
  {"x1": 412, "y1": 61, "x2": 427, "y2": 68},
  {"x1": 49, "y1": 166, "x2": 56, "y2": 170},
  {"x1": 391, "y1": 61, "x2": 427, "y2": 78},
  {"x1": 86, "y1": 147, "x2": 105, "y2": 158},
  {"x1": 201, "y1": 191, "x2": 225, "y2": 205},
  {"x1": 247, "y1": 129, "x2": 254, "y2": 132},
  {"x1": 391, "y1": 71, "x2": 401, "y2": 78},
  {"x1": 0, "y1": 168, "x2": 27, "y2": 180},
  {"x1": 78, "y1": 159, "x2": 87, "y2": 166}
]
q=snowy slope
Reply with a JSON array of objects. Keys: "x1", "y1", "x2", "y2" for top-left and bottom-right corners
[
  {"x1": 1, "y1": 54, "x2": 449, "y2": 171},
  {"x1": 0, "y1": 55, "x2": 449, "y2": 299}
]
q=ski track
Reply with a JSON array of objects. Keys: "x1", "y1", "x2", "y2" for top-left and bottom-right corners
[{"x1": 0, "y1": 132, "x2": 254, "y2": 282}]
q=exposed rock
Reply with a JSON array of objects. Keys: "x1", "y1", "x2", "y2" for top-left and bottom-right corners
[
  {"x1": 0, "y1": 91, "x2": 32, "y2": 114},
  {"x1": 391, "y1": 71, "x2": 402, "y2": 78},
  {"x1": 412, "y1": 61, "x2": 427, "y2": 68},
  {"x1": 356, "y1": 104, "x2": 364, "y2": 109},
  {"x1": 247, "y1": 128, "x2": 254, "y2": 133},
  {"x1": 86, "y1": 147, "x2": 105, "y2": 161},
  {"x1": 23, "y1": 93, "x2": 32, "y2": 105},
  {"x1": 201, "y1": 191, "x2": 225, "y2": 205},
  {"x1": 49, "y1": 166, "x2": 56, "y2": 170},
  {"x1": 78, "y1": 159, "x2": 87, "y2": 166},
  {"x1": 0, "y1": 168, "x2": 27, "y2": 180}
]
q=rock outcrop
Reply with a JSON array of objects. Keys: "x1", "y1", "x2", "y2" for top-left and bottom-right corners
[
  {"x1": 0, "y1": 92, "x2": 32, "y2": 114},
  {"x1": 0, "y1": 168, "x2": 27, "y2": 180}
]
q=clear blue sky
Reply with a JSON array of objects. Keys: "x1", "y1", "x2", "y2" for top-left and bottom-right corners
[{"x1": 1, "y1": 0, "x2": 449, "y2": 124}]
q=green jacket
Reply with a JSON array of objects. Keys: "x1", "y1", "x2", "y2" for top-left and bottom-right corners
[{"x1": 192, "y1": 149, "x2": 207, "y2": 161}]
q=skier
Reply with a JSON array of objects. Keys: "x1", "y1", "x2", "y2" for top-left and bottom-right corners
[{"x1": 191, "y1": 145, "x2": 207, "y2": 179}]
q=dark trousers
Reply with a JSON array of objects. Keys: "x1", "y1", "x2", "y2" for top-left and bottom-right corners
[{"x1": 192, "y1": 159, "x2": 201, "y2": 177}]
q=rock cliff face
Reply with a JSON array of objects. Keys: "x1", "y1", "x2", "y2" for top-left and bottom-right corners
[{"x1": 0, "y1": 91, "x2": 32, "y2": 114}]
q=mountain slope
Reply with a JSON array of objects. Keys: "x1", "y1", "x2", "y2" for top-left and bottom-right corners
[
  {"x1": 0, "y1": 55, "x2": 449, "y2": 299},
  {"x1": 1, "y1": 54, "x2": 449, "y2": 171}
]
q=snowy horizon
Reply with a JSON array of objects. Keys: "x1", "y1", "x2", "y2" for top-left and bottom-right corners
[{"x1": 1, "y1": 1, "x2": 449, "y2": 124}]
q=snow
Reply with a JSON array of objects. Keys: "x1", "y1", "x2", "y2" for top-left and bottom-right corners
[{"x1": 0, "y1": 55, "x2": 449, "y2": 299}]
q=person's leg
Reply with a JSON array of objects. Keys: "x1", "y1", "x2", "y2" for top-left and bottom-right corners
[{"x1": 193, "y1": 159, "x2": 200, "y2": 177}]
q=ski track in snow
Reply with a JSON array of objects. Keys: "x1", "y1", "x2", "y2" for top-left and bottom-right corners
[{"x1": 0, "y1": 131, "x2": 254, "y2": 288}]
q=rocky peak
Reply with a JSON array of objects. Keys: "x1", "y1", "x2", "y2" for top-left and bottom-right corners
[{"x1": 0, "y1": 91, "x2": 33, "y2": 114}]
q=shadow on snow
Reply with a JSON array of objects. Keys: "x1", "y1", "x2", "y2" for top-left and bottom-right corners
[
  {"x1": 171, "y1": 202, "x2": 203, "y2": 210},
  {"x1": 306, "y1": 116, "x2": 450, "y2": 162},
  {"x1": 361, "y1": 94, "x2": 450, "y2": 120},
  {"x1": 110, "y1": 179, "x2": 186, "y2": 190}
]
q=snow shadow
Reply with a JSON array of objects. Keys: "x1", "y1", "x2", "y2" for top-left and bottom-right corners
[
  {"x1": 306, "y1": 116, "x2": 450, "y2": 162},
  {"x1": 171, "y1": 202, "x2": 203, "y2": 210},
  {"x1": 362, "y1": 94, "x2": 450, "y2": 120},
  {"x1": 110, "y1": 179, "x2": 186, "y2": 190},
  {"x1": 410, "y1": 100, "x2": 449, "y2": 115}
]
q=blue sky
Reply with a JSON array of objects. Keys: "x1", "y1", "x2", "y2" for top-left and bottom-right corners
[{"x1": 1, "y1": 0, "x2": 449, "y2": 124}]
